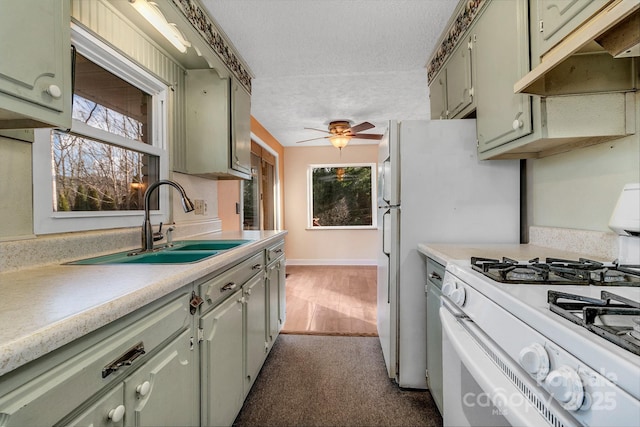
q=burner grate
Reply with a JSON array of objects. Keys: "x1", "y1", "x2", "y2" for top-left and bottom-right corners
[{"x1": 548, "y1": 290, "x2": 640, "y2": 355}]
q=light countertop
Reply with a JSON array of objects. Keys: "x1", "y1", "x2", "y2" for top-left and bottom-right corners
[
  {"x1": 0, "y1": 230, "x2": 286, "y2": 377},
  {"x1": 418, "y1": 242, "x2": 613, "y2": 267}
]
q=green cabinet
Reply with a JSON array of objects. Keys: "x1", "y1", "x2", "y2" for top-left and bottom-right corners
[
  {"x1": 428, "y1": 35, "x2": 474, "y2": 120},
  {"x1": 533, "y1": 0, "x2": 611, "y2": 59},
  {"x1": 199, "y1": 288, "x2": 245, "y2": 427},
  {"x1": 425, "y1": 258, "x2": 445, "y2": 415},
  {"x1": 184, "y1": 70, "x2": 251, "y2": 180},
  {"x1": 266, "y1": 240, "x2": 286, "y2": 348},
  {"x1": 0, "y1": 0, "x2": 72, "y2": 130},
  {"x1": 244, "y1": 274, "x2": 267, "y2": 394},
  {"x1": 0, "y1": 289, "x2": 194, "y2": 426},
  {"x1": 474, "y1": 0, "x2": 532, "y2": 153}
]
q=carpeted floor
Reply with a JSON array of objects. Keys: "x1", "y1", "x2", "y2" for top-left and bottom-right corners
[{"x1": 233, "y1": 335, "x2": 443, "y2": 427}]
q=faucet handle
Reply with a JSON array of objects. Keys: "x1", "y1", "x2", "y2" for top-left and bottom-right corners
[{"x1": 152, "y1": 222, "x2": 164, "y2": 242}]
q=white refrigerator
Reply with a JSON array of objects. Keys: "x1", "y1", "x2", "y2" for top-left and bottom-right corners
[{"x1": 376, "y1": 119, "x2": 520, "y2": 388}]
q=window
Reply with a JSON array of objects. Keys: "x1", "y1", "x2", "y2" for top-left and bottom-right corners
[
  {"x1": 33, "y1": 25, "x2": 168, "y2": 234},
  {"x1": 308, "y1": 164, "x2": 376, "y2": 229}
]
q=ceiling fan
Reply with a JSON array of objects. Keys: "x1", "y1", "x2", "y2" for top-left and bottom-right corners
[{"x1": 296, "y1": 121, "x2": 384, "y2": 149}]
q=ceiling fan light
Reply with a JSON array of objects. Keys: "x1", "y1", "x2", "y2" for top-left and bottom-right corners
[{"x1": 329, "y1": 135, "x2": 351, "y2": 149}]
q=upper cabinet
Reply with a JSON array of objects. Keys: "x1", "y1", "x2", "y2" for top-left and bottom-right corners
[
  {"x1": 183, "y1": 70, "x2": 251, "y2": 180},
  {"x1": 0, "y1": 0, "x2": 72, "y2": 130},
  {"x1": 535, "y1": 0, "x2": 612, "y2": 57},
  {"x1": 473, "y1": 0, "x2": 532, "y2": 152},
  {"x1": 427, "y1": 0, "x2": 637, "y2": 160}
]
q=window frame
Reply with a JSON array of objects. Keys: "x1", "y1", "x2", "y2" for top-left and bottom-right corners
[
  {"x1": 33, "y1": 24, "x2": 169, "y2": 235},
  {"x1": 306, "y1": 162, "x2": 377, "y2": 230}
]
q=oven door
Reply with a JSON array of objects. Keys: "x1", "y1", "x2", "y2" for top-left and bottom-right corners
[{"x1": 440, "y1": 299, "x2": 553, "y2": 427}]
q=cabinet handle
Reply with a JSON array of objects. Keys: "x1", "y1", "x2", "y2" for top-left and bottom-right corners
[
  {"x1": 46, "y1": 84, "x2": 62, "y2": 99},
  {"x1": 429, "y1": 272, "x2": 442, "y2": 281},
  {"x1": 274, "y1": 249, "x2": 283, "y2": 254},
  {"x1": 252, "y1": 263, "x2": 262, "y2": 270},
  {"x1": 102, "y1": 342, "x2": 145, "y2": 378},
  {"x1": 136, "y1": 380, "x2": 151, "y2": 396},
  {"x1": 221, "y1": 282, "x2": 237, "y2": 292},
  {"x1": 108, "y1": 405, "x2": 125, "y2": 422}
]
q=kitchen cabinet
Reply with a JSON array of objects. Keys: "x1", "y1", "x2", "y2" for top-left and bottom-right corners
[
  {"x1": 184, "y1": 69, "x2": 251, "y2": 180},
  {"x1": 0, "y1": 288, "x2": 195, "y2": 426},
  {"x1": 425, "y1": 258, "x2": 445, "y2": 415},
  {"x1": 0, "y1": 0, "x2": 72, "y2": 130},
  {"x1": 266, "y1": 240, "x2": 286, "y2": 348},
  {"x1": 474, "y1": 0, "x2": 533, "y2": 153},
  {"x1": 244, "y1": 273, "x2": 268, "y2": 394},
  {"x1": 533, "y1": 0, "x2": 612, "y2": 58},
  {"x1": 428, "y1": 35, "x2": 474, "y2": 120},
  {"x1": 199, "y1": 287, "x2": 244, "y2": 427},
  {"x1": 197, "y1": 250, "x2": 266, "y2": 426}
]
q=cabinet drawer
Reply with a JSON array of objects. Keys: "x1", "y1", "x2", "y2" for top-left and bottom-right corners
[
  {"x1": 0, "y1": 291, "x2": 190, "y2": 426},
  {"x1": 266, "y1": 240, "x2": 285, "y2": 264},
  {"x1": 426, "y1": 258, "x2": 445, "y2": 290},
  {"x1": 198, "y1": 252, "x2": 264, "y2": 311}
]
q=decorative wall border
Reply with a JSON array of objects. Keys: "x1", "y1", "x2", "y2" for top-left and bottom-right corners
[
  {"x1": 427, "y1": 0, "x2": 486, "y2": 84},
  {"x1": 172, "y1": 0, "x2": 252, "y2": 93}
]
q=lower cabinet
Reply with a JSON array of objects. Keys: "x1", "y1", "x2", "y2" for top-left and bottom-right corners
[
  {"x1": 0, "y1": 241, "x2": 286, "y2": 427},
  {"x1": 244, "y1": 274, "x2": 268, "y2": 394},
  {"x1": 0, "y1": 288, "x2": 194, "y2": 426},
  {"x1": 199, "y1": 288, "x2": 245, "y2": 427},
  {"x1": 65, "y1": 329, "x2": 197, "y2": 427}
]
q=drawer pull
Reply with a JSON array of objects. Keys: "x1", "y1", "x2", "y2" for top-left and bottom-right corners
[
  {"x1": 273, "y1": 249, "x2": 283, "y2": 254},
  {"x1": 108, "y1": 405, "x2": 125, "y2": 422},
  {"x1": 429, "y1": 272, "x2": 442, "y2": 281},
  {"x1": 102, "y1": 342, "x2": 145, "y2": 378},
  {"x1": 252, "y1": 263, "x2": 262, "y2": 270},
  {"x1": 221, "y1": 282, "x2": 237, "y2": 292}
]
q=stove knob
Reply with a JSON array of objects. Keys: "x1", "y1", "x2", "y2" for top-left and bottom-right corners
[
  {"x1": 518, "y1": 343, "x2": 549, "y2": 381},
  {"x1": 545, "y1": 365, "x2": 584, "y2": 411},
  {"x1": 442, "y1": 279, "x2": 456, "y2": 297},
  {"x1": 450, "y1": 287, "x2": 466, "y2": 306}
]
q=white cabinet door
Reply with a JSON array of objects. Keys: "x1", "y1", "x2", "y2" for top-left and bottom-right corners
[
  {"x1": 230, "y1": 78, "x2": 251, "y2": 177},
  {"x1": 65, "y1": 384, "x2": 125, "y2": 427},
  {"x1": 200, "y1": 290, "x2": 244, "y2": 427}
]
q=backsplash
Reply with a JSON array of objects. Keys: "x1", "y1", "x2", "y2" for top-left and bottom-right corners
[{"x1": 529, "y1": 226, "x2": 618, "y2": 261}]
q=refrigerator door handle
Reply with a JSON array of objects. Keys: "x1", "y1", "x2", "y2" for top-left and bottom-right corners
[
  {"x1": 382, "y1": 209, "x2": 391, "y2": 304},
  {"x1": 382, "y1": 158, "x2": 391, "y2": 206}
]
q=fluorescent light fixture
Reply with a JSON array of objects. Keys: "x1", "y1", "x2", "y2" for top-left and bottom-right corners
[{"x1": 130, "y1": 0, "x2": 191, "y2": 53}]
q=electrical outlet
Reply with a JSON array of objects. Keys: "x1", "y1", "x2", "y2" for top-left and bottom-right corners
[{"x1": 194, "y1": 199, "x2": 205, "y2": 215}]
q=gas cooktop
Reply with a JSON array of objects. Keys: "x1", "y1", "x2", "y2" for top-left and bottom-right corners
[{"x1": 471, "y1": 256, "x2": 640, "y2": 286}]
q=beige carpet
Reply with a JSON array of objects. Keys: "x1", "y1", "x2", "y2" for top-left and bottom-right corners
[
  {"x1": 233, "y1": 335, "x2": 442, "y2": 427},
  {"x1": 281, "y1": 265, "x2": 378, "y2": 337}
]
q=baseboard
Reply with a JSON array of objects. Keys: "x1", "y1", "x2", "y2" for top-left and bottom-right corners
[{"x1": 286, "y1": 258, "x2": 377, "y2": 266}]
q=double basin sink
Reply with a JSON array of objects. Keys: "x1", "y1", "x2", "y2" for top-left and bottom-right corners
[{"x1": 69, "y1": 240, "x2": 252, "y2": 265}]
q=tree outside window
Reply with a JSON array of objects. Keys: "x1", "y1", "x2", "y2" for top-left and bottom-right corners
[{"x1": 308, "y1": 164, "x2": 376, "y2": 228}]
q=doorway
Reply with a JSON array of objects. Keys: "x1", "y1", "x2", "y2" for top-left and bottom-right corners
[{"x1": 243, "y1": 140, "x2": 276, "y2": 230}]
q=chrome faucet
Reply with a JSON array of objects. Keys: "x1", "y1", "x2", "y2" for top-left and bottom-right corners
[{"x1": 141, "y1": 180, "x2": 195, "y2": 251}]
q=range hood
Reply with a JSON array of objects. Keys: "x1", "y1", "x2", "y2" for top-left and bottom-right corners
[{"x1": 515, "y1": 0, "x2": 639, "y2": 95}]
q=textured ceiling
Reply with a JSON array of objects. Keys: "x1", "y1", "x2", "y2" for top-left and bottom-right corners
[{"x1": 199, "y1": 0, "x2": 457, "y2": 146}]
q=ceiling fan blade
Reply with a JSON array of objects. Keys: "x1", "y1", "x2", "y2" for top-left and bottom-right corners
[
  {"x1": 303, "y1": 127, "x2": 332, "y2": 134},
  {"x1": 295, "y1": 136, "x2": 330, "y2": 143},
  {"x1": 349, "y1": 121, "x2": 375, "y2": 134},
  {"x1": 352, "y1": 133, "x2": 383, "y2": 140}
]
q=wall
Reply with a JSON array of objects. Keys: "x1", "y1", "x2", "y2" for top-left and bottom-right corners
[
  {"x1": 218, "y1": 117, "x2": 285, "y2": 232},
  {"x1": 527, "y1": 91, "x2": 640, "y2": 233},
  {"x1": 284, "y1": 144, "x2": 378, "y2": 265},
  {"x1": 0, "y1": 135, "x2": 32, "y2": 239}
]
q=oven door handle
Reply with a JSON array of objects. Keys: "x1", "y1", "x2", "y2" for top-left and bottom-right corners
[{"x1": 440, "y1": 307, "x2": 567, "y2": 427}]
